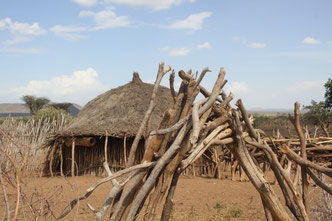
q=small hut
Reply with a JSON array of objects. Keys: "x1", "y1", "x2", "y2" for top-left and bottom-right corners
[{"x1": 46, "y1": 73, "x2": 174, "y2": 176}]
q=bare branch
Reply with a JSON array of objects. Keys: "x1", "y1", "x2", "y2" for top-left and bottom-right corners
[
  {"x1": 279, "y1": 144, "x2": 332, "y2": 177},
  {"x1": 56, "y1": 162, "x2": 156, "y2": 220},
  {"x1": 307, "y1": 169, "x2": 332, "y2": 195},
  {"x1": 169, "y1": 70, "x2": 176, "y2": 103},
  {"x1": 235, "y1": 99, "x2": 258, "y2": 140},
  {"x1": 127, "y1": 62, "x2": 171, "y2": 167}
]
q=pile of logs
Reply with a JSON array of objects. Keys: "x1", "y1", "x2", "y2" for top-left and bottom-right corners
[
  {"x1": 57, "y1": 62, "x2": 332, "y2": 221},
  {"x1": 265, "y1": 137, "x2": 332, "y2": 163}
]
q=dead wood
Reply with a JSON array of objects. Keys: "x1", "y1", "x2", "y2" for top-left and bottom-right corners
[
  {"x1": 125, "y1": 122, "x2": 191, "y2": 221},
  {"x1": 280, "y1": 144, "x2": 332, "y2": 177},
  {"x1": 169, "y1": 70, "x2": 176, "y2": 103},
  {"x1": 230, "y1": 111, "x2": 294, "y2": 220},
  {"x1": 289, "y1": 102, "x2": 310, "y2": 216},
  {"x1": 71, "y1": 138, "x2": 75, "y2": 177},
  {"x1": 246, "y1": 140, "x2": 310, "y2": 220},
  {"x1": 64, "y1": 137, "x2": 96, "y2": 147},
  {"x1": 56, "y1": 63, "x2": 332, "y2": 221},
  {"x1": 56, "y1": 162, "x2": 156, "y2": 220},
  {"x1": 127, "y1": 62, "x2": 171, "y2": 168},
  {"x1": 87, "y1": 162, "x2": 121, "y2": 221},
  {"x1": 307, "y1": 169, "x2": 332, "y2": 195},
  {"x1": 235, "y1": 99, "x2": 258, "y2": 140}
]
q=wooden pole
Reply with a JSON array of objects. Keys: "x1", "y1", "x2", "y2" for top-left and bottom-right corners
[
  {"x1": 104, "y1": 132, "x2": 108, "y2": 163},
  {"x1": 71, "y1": 138, "x2": 75, "y2": 177},
  {"x1": 49, "y1": 141, "x2": 57, "y2": 177},
  {"x1": 289, "y1": 102, "x2": 310, "y2": 217},
  {"x1": 192, "y1": 162, "x2": 195, "y2": 177},
  {"x1": 124, "y1": 134, "x2": 127, "y2": 167},
  {"x1": 60, "y1": 143, "x2": 64, "y2": 177}
]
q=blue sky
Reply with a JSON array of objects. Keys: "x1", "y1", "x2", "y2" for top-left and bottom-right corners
[{"x1": 0, "y1": 0, "x2": 331, "y2": 109}]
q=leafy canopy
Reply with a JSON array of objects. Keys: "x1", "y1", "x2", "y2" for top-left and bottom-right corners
[
  {"x1": 21, "y1": 95, "x2": 50, "y2": 115},
  {"x1": 303, "y1": 100, "x2": 331, "y2": 125},
  {"x1": 303, "y1": 78, "x2": 332, "y2": 126},
  {"x1": 324, "y1": 78, "x2": 332, "y2": 110}
]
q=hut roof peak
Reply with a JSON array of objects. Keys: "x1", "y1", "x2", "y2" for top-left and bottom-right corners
[
  {"x1": 132, "y1": 72, "x2": 142, "y2": 83},
  {"x1": 58, "y1": 72, "x2": 173, "y2": 138}
]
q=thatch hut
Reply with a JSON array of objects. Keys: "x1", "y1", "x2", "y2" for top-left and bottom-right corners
[{"x1": 46, "y1": 73, "x2": 174, "y2": 176}]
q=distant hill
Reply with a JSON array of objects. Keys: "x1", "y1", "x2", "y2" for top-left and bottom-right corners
[
  {"x1": 0, "y1": 103, "x2": 30, "y2": 117},
  {"x1": 0, "y1": 103, "x2": 82, "y2": 117},
  {"x1": 248, "y1": 108, "x2": 293, "y2": 114},
  {"x1": 67, "y1": 103, "x2": 82, "y2": 116},
  {"x1": 247, "y1": 107, "x2": 309, "y2": 116}
]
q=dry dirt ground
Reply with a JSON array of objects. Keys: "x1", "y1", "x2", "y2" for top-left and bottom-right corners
[{"x1": 0, "y1": 173, "x2": 329, "y2": 220}]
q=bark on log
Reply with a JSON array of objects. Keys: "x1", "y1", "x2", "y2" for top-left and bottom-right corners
[
  {"x1": 280, "y1": 144, "x2": 332, "y2": 177},
  {"x1": 127, "y1": 62, "x2": 171, "y2": 168},
  {"x1": 56, "y1": 162, "x2": 156, "y2": 220},
  {"x1": 65, "y1": 137, "x2": 96, "y2": 147},
  {"x1": 289, "y1": 102, "x2": 310, "y2": 216},
  {"x1": 235, "y1": 99, "x2": 258, "y2": 140},
  {"x1": 125, "y1": 122, "x2": 191, "y2": 221},
  {"x1": 231, "y1": 111, "x2": 295, "y2": 221},
  {"x1": 104, "y1": 134, "x2": 108, "y2": 163},
  {"x1": 307, "y1": 169, "x2": 332, "y2": 195},
  {"x1": 71, "y1": 139, "x2": 75, "y2": 177},
  {"x1": 247, "y1": 140, "x2": 310, "y2": 220}
]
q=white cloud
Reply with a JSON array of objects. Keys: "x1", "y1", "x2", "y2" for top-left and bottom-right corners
[
  {"x1": 51, "y1": 8, "x2": 130, "y2": 40},
  {"x1": 196, "y1": 42, "x2": 211, "y2": 49},
  {"x1": 72, "y1": 0, "x2": 97, "y2": 7},
  {"x1": 327, "y1": 41, "x2": 332, "y2": 45},
  {"x1": 11, "y1": 68, "x2": 107, "y2": 104},
  {"x1": 226, "y1": 82, "x2": 249, "y2": 94},
  {"x1": 158, "y1": 46, "x2": 169, "y2": 51},
  {"x1": 293, "y1": 80, "x2": 324, "y2": 91},
  {"x1": 0, "y1": 47, "x2": 44, "y2": 54},
  {"x1": 79, "y1": 7, "x2": 131, "y2": 30},
  {"x1": 0, "y1": 18, "x2": 47, "y2": 44},
  {"x1": 247, "y1": 42, "x2": 266, "y2": 49},
  {"x1": 162, "y1": 12, "x2": 212, "y2": 32},
  {"x1": 105, "y1": 0, "x2": 195, "y2": 10},
  {"x1": 50, "y1": 25, "x2": 89, "y2": 33},
  {"x1": 233, "y1": 36, "x2": 267, "y2": 49},
  {"x1": 302, "y1": 37, "x2": 321, "y2": 45},
  {"x1": 159, "y1": 42, "x2": 209, "y2": 56},
  {"x1": 232, "y1": 36, "x2": 246, "y2": 43},
  {"x1": 168, "y1": 47, "x2": 191, "y2": 56},
  {"x1": 50, "y1": 25, "x2": 89, "y2": 40},
  {"x1": 0, "y1": 20, "x2": 6, "y2": 30}
]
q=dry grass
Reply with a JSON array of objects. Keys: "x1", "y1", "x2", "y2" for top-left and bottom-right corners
[{"x1": 0, "y1": 115, "x2": 69, "y2": 220}]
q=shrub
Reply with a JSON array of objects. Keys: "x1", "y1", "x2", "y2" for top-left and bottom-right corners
[
  {"x1": 33, "y1": 107, "x2": 72, "y2": 122},
  {"x1": 229, "y1": 208, "x2": 242, "y2": 218}
]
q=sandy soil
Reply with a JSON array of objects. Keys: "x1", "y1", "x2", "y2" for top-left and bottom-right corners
[{"x1": 0, "y1": 173, "x2": 328, "y2": 220}]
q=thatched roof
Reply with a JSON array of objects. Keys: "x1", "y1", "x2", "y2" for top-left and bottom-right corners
[{"x1": 59, "y1": 73, "x2": 174, "y2": 138}]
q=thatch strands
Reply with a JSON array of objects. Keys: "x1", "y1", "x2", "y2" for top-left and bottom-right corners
[
  {"x1": 56, "y1": 62, "x2": 332, "y2": 221},
  {"x1": 59, "y1": 72, "x2": 174, "y2": 138}
]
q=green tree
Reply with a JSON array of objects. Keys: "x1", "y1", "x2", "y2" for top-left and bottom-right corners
[
  {"x1": 49, "y1": 102, "x2": 71, "y2": 112},
  {"x1": 324, "y1": 78, "x2": 332, "y2": 109},
  {"x1": 303, "y1": 78, "x2": 332, "y2": 136},
  {"x1": 21, "y1": 95, "x2": 50, "y2": 115}
]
